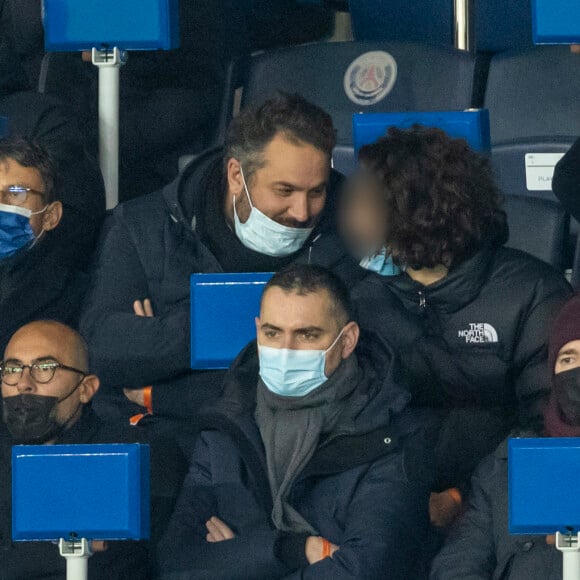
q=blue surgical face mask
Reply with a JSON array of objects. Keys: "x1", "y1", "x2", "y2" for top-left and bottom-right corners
[
  {"x1": 0, "y1": 202, "x2": 45, "y2": 261},
  {"x1": 258, "y1": 329, "x2": 345, "y2": 397},
  {"x1": 359, "y1": 246, "x2": 400, "y2": 276},
  {"x1": 233, "y1": 166, "x2": 314, "y2": 257}
]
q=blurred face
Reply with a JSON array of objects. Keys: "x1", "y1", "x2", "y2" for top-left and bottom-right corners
[
  {"x1": 0, "y1": 158, "x2": 62, "y2": 235},
  {"x1": 340, "y1": 173, "x2": 388, "y2": 259},
  {"x1": 226, "y1": 134, "x2": 330, "y2": 228},
  {"x1": 2, "y1": 323, "x2": 98, "y2": 436},
  {"x1": 256, "y1": 286, "x2": 359, "y2": 377}
]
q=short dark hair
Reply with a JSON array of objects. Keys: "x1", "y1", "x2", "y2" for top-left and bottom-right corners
[
  {"x1": 0, "y1": 136, "x2": 59, "y2": 203},
  {"x1": 225, "y1": 92, "x2": 337, "y2": 180},
  {"x1": 358, "y1": 125, "x2": 508, "y2": 269},
  {"x1": 262, "y1": 264, "x2": 353, "y2": 326}
]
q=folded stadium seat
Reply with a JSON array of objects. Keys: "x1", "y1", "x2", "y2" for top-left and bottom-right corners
[
  {"x1": 227, "y1": 41, "x2": 476, "y2": 175},
  {"x1": 503, "y1": 195, "x2": 569, "y2": 271}
]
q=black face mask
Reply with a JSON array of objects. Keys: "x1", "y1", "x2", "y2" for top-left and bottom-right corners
[
  {"x1": 2, "y1": 382, "x2": 83, "y2": 444},
  {"x1": 553, "y1": 366, "x2": 580, "y2": 426}
]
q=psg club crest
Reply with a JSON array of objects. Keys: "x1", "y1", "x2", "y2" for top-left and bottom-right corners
[{"x1": 343, "y1": 51, "x2": 398, "y2": 106}]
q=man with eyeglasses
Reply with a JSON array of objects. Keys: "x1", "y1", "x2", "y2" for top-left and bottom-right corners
[
  {"x1": 0, "y1": 320, "x2": 188, "y2": 579},
  {"x1": 0, "y1": 136, "x2": 88, "y2": 356}
]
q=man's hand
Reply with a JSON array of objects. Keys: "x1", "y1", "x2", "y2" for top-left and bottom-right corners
[
  {"x1": 429, "y1": 490, "x2": 463, "y2": 528},
  {"x1": 134, "y1": 298, "x2": 154, "y2": 317},
  {"x1": 305, "y1": 536, "x2": 339, "y2": 564},
  {"x1": 123, "y1": 388, "x2": 145, "y2": 407},
  {"x1": 206, "y1": 516, "x2": 236, "y2": 543}
]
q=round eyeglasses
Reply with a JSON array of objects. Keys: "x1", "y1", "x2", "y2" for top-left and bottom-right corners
[
  {"x1": 0, "y1": 185, "x2": 46, "y2": 207},
  {"x1": 0, "y1": 361, "x2": 86, "y2": 386}
]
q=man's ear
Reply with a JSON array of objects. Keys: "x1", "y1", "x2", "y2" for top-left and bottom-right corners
[
  {"x1": 340, "y1": 321, "x2": 360, "y2": 359},
  {"x1": 79, "y1": 374, "x2": 100, "y2": 404},
  {"x1": 227, "y1": 158, "x2": 244, "y2": 197},
  {"x1": 42, "y1": 201, "x2": 63, "y2": 231}
]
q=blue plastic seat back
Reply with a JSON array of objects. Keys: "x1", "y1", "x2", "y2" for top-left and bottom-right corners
[
  {"x1": 532, "y1": 0, "x2": 580, "y2": 45},
  {"x1": 475, "y1": 0, "x2": 533, "y2": 53},
  {"x1": 190, "y1": 272, "x2": 273, "y2": 369},
  {"x1": 12, "y1": 444, "x2": 150, "y2": 541},
  {"x1": 509, "y1": 437, "x2": 580, "y2": 534},
  {"x1": 43, "y1": 0, "x2": 179, "y2": 51},
  {"x1": 0, "y1": 117, "x2": 7, "y2": 137}
]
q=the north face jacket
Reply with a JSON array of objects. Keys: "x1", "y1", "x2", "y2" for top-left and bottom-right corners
[
  {"x1": 158, "y1": 335, "x2": 435, "y2": 580},
  {"x1": 80, "y1": 148, "x2": 360, "y2": 428},
  {"x1": 352, "y1": 244, "x2": 572, "y2": 488},
  {"x1": 430, "y1": 433, "x2": 562, "y2": 580}
]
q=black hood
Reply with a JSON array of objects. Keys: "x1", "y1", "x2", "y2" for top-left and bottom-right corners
[{"x1": 0, "y1": 0, "x2": 30, "y2": 95}]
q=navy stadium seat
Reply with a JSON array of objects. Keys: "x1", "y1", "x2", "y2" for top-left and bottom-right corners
[
  {"x1": 503, "y1": 195, "x2": 569, "y2": 271},
  {"x1": 485, "y1": 47, "x2": 580, "y2": 203},
  {"x1": 475, "y1": 0, "x2": 533, "y2": 53},
  {"x1": 223, "y1": 41, "x2": 476, "y2": 174}
]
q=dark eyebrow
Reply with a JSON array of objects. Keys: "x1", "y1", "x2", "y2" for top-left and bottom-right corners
[
  {"x1": 260, "y1": 323, "x2": 283, "y2": 332},
  {"x1": 293, "y1": 326, "x2": 324, "y2": 334},
  {"x1": 3, "y1": 356, "x2": 58, "y2": 365},
  {"x1": 559, "y1": 349, "x2": 580, "y2": 357},
  {"x1": 271, "y1": 180, "x2": 327, "y2": 191}
]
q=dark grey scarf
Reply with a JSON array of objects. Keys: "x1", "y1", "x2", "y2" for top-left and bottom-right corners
[{"x1": 254, "y1": 355, "x2": 362, "y2": 534}]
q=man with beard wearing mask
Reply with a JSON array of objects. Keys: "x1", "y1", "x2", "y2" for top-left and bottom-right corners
[
  {"x1": 81, "y1": 93, "x2": 359, "y2": 434},
  {"x1": 0, "y1": 137, "x2": 87, "y2": 357},
  {"x1": 158, "y1": 264, "x2": 432, "y2": 579},
  {"x1": 430, "y1": 294, "x2": 580, "y2": 579},
  {"x1": 0, "y1": 320, "x2": 189, "y2": 579}
]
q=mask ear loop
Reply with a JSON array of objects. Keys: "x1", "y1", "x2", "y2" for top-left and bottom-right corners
[
  {"x1": 29, "y1": 204, "x2": 49, "y2": 249},
  {"x1": 324, "y1": 327, "x2": 346, "y2": 355},
  {"x1": 238, "y1": 165, "x2": 255, "y2": 209}
]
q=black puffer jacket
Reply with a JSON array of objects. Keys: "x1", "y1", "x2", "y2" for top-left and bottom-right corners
[{"x1": 352, "y1": 245, "x2": 572, "y2": 488}]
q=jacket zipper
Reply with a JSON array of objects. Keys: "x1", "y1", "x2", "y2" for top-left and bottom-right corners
[{"x1": 418, "y1": 290, "x2": 426, "y2": 309}]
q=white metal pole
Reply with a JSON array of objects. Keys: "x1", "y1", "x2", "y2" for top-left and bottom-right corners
[
  {"x1": 58, "y1": 537, "x2": 92, "y2": 580},
  {"x1": 555, "y1": 531, "x2": 580, "y2": 580},
  {"x1": 454, "y1": 0, "x2": 471, "y2": 51},
  {"x1": 92, "y1": 47, "x2": 126, "y2": 210},
  {"x1": 65, "y1": 554, "x2": 89, "y2": 580}
]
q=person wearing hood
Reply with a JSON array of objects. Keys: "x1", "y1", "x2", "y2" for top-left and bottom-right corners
[
  {"x1": 0, "y1": 0, "x2": 105, "y2": 270},
  {"x1": 351, "y1": 126, "x2": 572, "y2": 528},
  {"x1": 158, "y1": 264, "x2": 433, "y2": 579},
  {"x1": 80, "y1": 93, "x2": 359, "y2": 433},
  {"x1": 430, "y1": 293, "x2": 580, "y2": 579},
  {"x1": 0, "y1": 136, "x2": 88, "y2": 356}
]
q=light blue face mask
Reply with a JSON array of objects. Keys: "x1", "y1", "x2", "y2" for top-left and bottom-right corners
[
  {"x1": 258, "y1": 329, "x2": 344, "y2": 397},
  {"x1": 359, "y1": 247, "x2": 400, "y2": 276},
  {"x1": 0, "y1": 202, "x2": 42, "y2": 261},
  {"x1": 233, "y1": 166, "x2": 314, "y2": 257}
]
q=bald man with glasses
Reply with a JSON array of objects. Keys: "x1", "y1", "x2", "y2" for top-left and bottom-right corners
[{"x1": 0, "y1": 320, "x2": 188, "y2": 579}]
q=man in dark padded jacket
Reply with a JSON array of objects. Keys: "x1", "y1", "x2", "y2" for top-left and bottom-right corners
[
  {"x1": 0, "y1": 0, "x2": 105, "y2": 270},
  {"x1": 158, "y1": 264, "x2": 433, "y2": 580},
  {"x1": 80, "y1": 93, "x2": 359, "y2": 434},
  {"x1": 351, "y1": 126, "x2": 572, "y2": 527},
  {"x1": 430, "y1": 294, "x2": 580, "y2": 580}
]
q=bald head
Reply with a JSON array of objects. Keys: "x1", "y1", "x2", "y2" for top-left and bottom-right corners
[{"x1": 4, "y1": 320, "x2": 89, "y2": 372}]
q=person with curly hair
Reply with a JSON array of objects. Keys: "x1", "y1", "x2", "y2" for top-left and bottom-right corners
[{"x1": 350, "y1": 125, "x2": 572, "y2": 529}]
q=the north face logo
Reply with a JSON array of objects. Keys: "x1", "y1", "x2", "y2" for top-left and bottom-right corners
[{"x1": 458, "y1": 323, "x2": 499, "y2": 344}]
